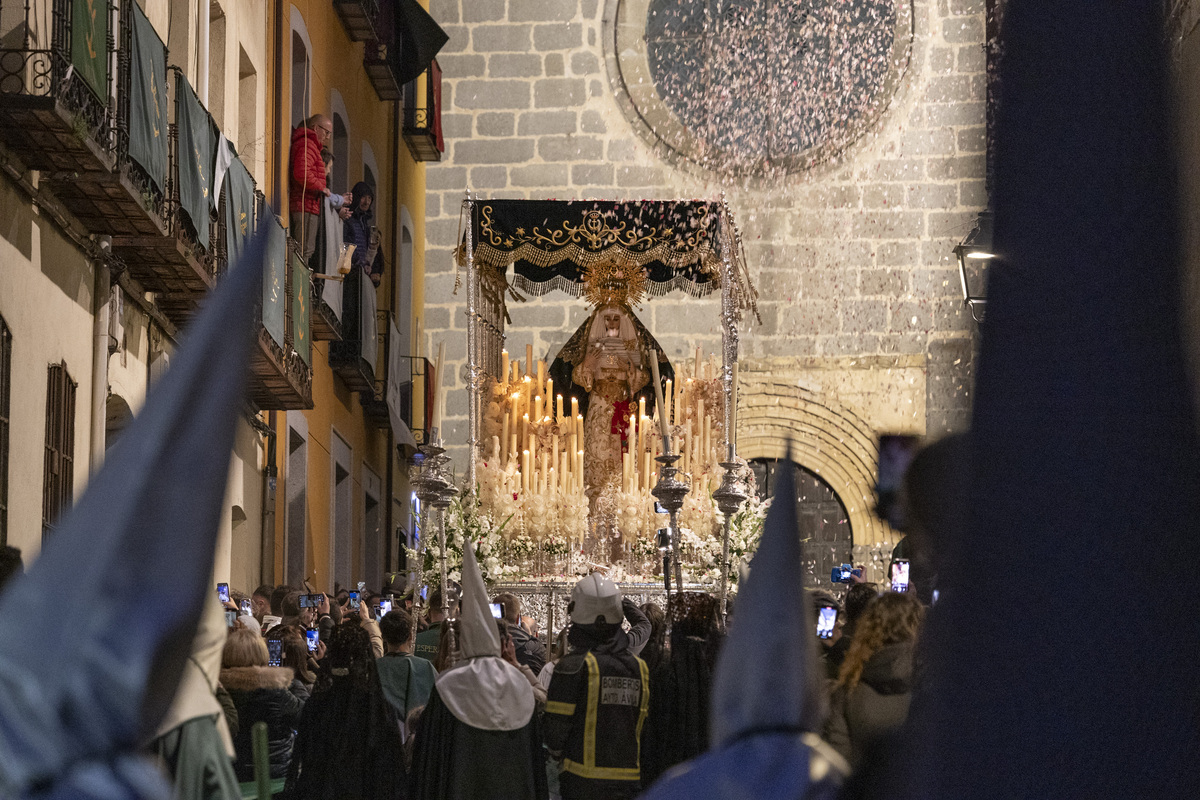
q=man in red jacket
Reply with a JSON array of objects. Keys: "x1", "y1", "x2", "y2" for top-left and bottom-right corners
[{"x1": 289, "y1": 114, "x2": 332, "y2": 262}]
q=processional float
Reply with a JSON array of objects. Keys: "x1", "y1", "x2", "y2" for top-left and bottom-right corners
[{"x1": 414, "y1": 195, "x2": 758, "y2": 627}]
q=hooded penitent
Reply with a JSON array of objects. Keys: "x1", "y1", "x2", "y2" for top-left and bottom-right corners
[
  {"x1": 432, "y1": 539, "x2": 534, "y2": 730},
  {"x1": 904, "y1": 2, "x2": 1200, "y2": 797},
  {"x1": 0, "y1": 229, "x2": 265, "y2": 800},
  {"x1": 640, "y1": 456, "x2": 846, "y2": 800},
  {"x1": 409, "y1": 539, "x2": 547, "y2": 800}
]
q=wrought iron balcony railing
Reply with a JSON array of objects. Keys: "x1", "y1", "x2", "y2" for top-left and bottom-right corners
[
  {"x1": 402, "y1": 59, "x2": 441, "y2": 162},
  {"x1": 333, "y1": 0, "x2": 379, "y2": 43},
  {"x1": 0, "y1": 0, "x2": 116, "y2": 176},
  {"x1": 248, "y1": 192, "x2": 314, "y2": 411}
]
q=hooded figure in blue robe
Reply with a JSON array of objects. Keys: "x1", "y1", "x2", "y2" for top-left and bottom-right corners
[
  {"x1": 0, "y1": 229, "x2": 264, "y2": 800},
  {"x1": 639, "y1": 456, "x2": 847, "y2": 800}
]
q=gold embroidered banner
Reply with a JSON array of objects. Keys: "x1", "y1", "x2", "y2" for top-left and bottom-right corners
[{"x1": 460, "y1": 199, "x2": 748, "y2": 303}]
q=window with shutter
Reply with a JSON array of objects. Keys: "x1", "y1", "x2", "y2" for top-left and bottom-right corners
[{"x1": 42, "y1": 362, "x2": 77, "y2": 539}]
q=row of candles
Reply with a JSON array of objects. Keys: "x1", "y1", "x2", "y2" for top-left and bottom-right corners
[{"x1": 481, "y1": 345, "x2": 729, "y2": 513}]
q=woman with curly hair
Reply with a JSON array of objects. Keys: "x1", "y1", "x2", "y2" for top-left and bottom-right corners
[
  {"x1": 285, "y1": 622, "x2": 406, "y2": 799},
  {"x1": 823, "y1": 591, "x2": 924, "y2": 767}
]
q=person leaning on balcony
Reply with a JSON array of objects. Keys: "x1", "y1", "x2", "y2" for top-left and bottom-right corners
[
  {"x1": 344, "y1": 181, "x2": 385, "y2": 288},
  {"x1": 290, "y1": 114, "x2": 336, "y2": 262}
]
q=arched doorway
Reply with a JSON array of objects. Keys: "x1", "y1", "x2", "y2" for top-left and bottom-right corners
[{"x1": 750, "y1": 458, "x2": 852, "y2": 590}]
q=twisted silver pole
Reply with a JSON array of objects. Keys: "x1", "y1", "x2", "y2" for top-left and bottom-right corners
[
  {"x1": 464, "y1": 194, "x2": 479, "y2": 498},
  {"x1": 715, "y1": 199, "x2": 745, "y2": 630}
]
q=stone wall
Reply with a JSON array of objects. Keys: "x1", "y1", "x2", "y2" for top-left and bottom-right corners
[{"x1": 423, "y1": 0, "x2": 983, "y2": 532}]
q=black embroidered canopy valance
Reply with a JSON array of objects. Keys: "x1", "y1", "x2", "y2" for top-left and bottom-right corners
[{"x1": 458, "y1": 199, "x2": 755, "y2": 309}]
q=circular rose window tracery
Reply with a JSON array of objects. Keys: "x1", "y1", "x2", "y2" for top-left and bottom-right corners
[{"x1": 607, "y1": 0, "x2": 913, "y2": 177}]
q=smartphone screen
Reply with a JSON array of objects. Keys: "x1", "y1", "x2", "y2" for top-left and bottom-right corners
[
  {"x1": 876, "y1": 434, "x2": 920, "y2": 529},
  {"x1": 224, "y1": 610, "x2": 237, "y2": 628},
  {"x1": 267, "y1": 639, "x2": 283, "y2": 667},
  {"x1": 239, "y1": 599, "x2": 251, "y2": 616},
  {"x1": 349, "y1": 591, "x2": 360, "y2": 610},
  {"x1": 357, "y1": 582, "x2": 366, "y2": 593},
  {"x1": 305, "y1": 629, "x2": 319, "y2": 652},
  {"x1": 490, "y1": 602, "x2": 504, "y2": 619},
  {"x1": 891, "y1": 559, "x2": 911, "y2": 593},
  {"x1": 816, "y1": 606, "x2": 838, "y2": 639},
  {"x1": 217, "y1": 583, "x2": 230, "y2": 603},
  {"x1": 379, "y1": 599, "x2": 393, "y2": 617}
]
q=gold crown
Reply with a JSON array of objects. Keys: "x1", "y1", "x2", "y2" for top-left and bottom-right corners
[{"x1": 581, "y1": 259, "x2": 647, "y2": 309}]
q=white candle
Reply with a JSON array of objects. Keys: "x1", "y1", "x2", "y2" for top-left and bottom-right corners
[
  {"x1": 664, "y1": 378, "x2": 673, "y2": 426},
  {"x1": 501, "y1": 350, "x2": 509, "y2": 388},
  {"x1": 649, "y1": 357, "x2": 669, "y2": 444},
  {"x1": 526, "y1": 344, "x2": 534, "y2": 377},
  {"x1": 557, "y1": 394, "x2": 564, "y2": 423},
  {"x1": 431, "y1": 340, "x2": 445, "y2": 436},
  {"x1": 501, "y1": 414, "x2": 510, "y2": 462}
]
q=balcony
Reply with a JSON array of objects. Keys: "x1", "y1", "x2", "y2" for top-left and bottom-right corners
[
  {"x1": 397, "y1": 354, "x2": 433, "y2": 446},
  {"x1": 333, "y1": 0, "x2": 379, "y2": 42},
  {"x1": 402, "y1": 60, "x2": 442, "y2": 162},
  {"x1": 248, "y1": 207, "x2": 313, "y2": 410},
  {"x1": 0, "y1": 0, "x2": 116, "y2": 182},
  {"x1": 329, "y1": 267, "x2": 377, "y2": 393},
  {"x1": 363, "y1": 40, "x2": 402, "y2": 102},
  {"x1": 360, "y1": 309, "x2": 390, "y2": 429},
  {"x1": 305, "y1": 227, "x2": 344, "y2": 342},
  {"x1": 80, "y1": 1, "x2": 171, "y2": 249},
  {"x1": 113, "y1": 67, "x2": 221, "y2": 325}
]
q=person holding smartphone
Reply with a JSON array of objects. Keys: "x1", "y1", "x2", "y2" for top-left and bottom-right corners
[
  {"x1": 220, "y1": 627, "x2": 307, "y2": 781},
  {"x1": 823, "y1": 592, "x2": 924, "y2": 768}
]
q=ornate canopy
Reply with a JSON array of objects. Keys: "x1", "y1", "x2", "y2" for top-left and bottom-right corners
[{"x1": 457, "y1": 198, "x2": 756, "y2": 311}]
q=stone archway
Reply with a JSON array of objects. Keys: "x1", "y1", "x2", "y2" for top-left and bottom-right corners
[{"x1": 736, "y1": 361, "x2": 904, "y2": 582}]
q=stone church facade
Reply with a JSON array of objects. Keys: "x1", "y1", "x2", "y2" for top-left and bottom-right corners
[{"x1": 422, "y1": 0, "x2": 986, "y2": 563}]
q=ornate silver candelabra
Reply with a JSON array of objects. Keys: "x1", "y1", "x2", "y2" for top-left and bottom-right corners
[
  {"x1": 651, "y1": 453, "x2": 690, "y2": 606},
  {"x1": 712, "y1": 460, "x2": 749, "y2": 630}
]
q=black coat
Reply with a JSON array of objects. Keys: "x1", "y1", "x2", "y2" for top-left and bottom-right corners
[
  {"x1": 221, "y1": 665, "x2": 306, "y2": 781},
  {"x1": 508, "y1": 622, "x2": 546, "y2": 675},
  {"x1": 823, "y1": 641, "x2": 914, "y2": 767}
]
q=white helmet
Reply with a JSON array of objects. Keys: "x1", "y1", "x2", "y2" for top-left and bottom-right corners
[{"x1": 570, "y1": 573, "x2": 623, "y2": 625}]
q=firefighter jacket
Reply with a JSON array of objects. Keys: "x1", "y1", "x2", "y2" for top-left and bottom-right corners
[{"x1": 544, "y1": 631, "x2": 650, "y2": 794}]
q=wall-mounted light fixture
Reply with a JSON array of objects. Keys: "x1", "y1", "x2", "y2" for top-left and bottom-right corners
[{"x1": 954, "y1": 211, "x2": 994, "y2": 323}]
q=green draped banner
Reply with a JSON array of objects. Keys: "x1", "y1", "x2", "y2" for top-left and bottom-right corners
[
  {"x1": 292, "y1": 252, "x2": 311, "y2": 366},
  {"x1": 71, "y1": 0, "x2": 107, "y2": 98},
  {"x1": 262, "y1": 215, "x2": 287, "y2": 348},
  {"x1": 224, "y1": 155, "x2": 254, "y2": 267},
  {"x1": 128, "y1": 3, "x2": 167, "y2": 191},
  {"x1": 175, "y1": 73, "x2": 215, "y2": 242}
]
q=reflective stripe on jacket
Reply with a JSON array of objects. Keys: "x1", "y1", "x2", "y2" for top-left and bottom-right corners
[{"x1": 545, "y1": 649, "x2": 650, "y2": 785}]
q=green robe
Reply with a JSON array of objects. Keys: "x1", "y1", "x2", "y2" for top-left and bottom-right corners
[
  {"x1": 413, "y1": 622, "x2": 442, "y2": 663},
  {"x1": 150, "y1": 714, "x2": 241, "y2": 800},
  {"x1": 376, "y1": 652, "x2": 437, "y2": 720}
]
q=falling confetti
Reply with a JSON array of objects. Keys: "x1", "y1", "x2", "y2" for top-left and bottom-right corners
[{"x1": 644, "y1": 0, "x2": 905, "y2": 175}]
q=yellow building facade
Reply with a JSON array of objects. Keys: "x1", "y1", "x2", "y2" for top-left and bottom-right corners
[
  {"x1": 266, "y1": 0, "x2": 435, "y2": 594},
  {"x1": 0, "y1": 0, "x2": 437, "y2": 597}
]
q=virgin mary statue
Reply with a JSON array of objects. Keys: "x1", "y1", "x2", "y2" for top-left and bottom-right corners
[{"x1": 549, "y1": 304, "x2": 673, "y2": 560}]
